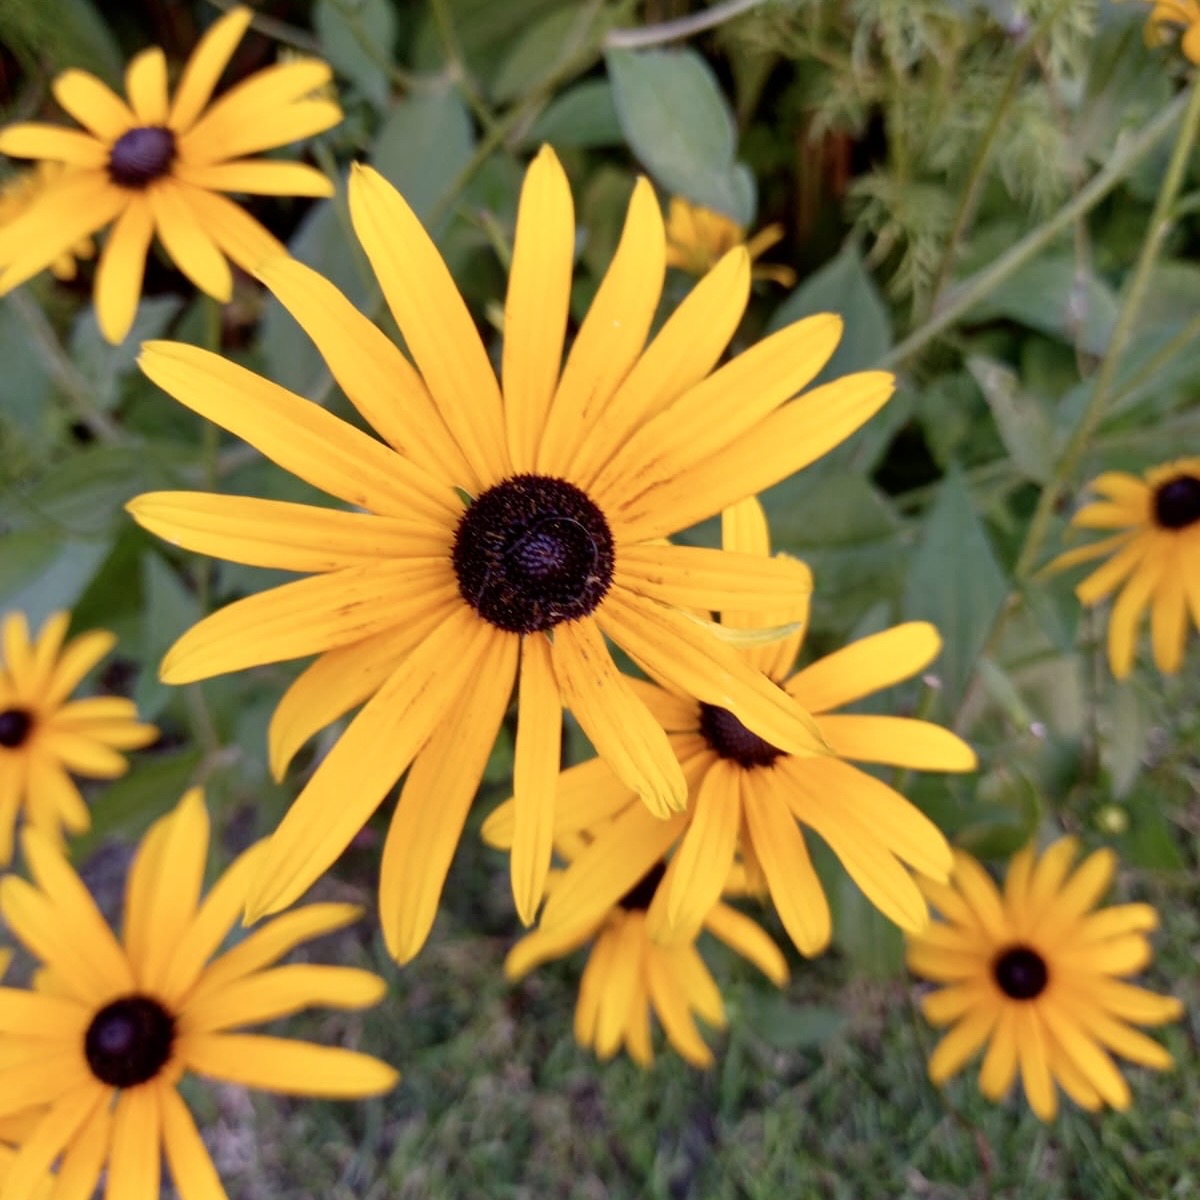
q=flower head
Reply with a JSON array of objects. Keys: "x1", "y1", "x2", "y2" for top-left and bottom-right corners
[
  {"x1": 1047, "y1": 458, "x2": 1200, "y2": 677},
  {"x1": 0, "y1": 164, "x2": 94, "y2": 280},
  {"x1": 664, "y1": 196, "x2": 796, "y2": 287},
  {"x1": 0, "y1": 611, "x2": 157, "y2": 865},
  {"x1": 0, "y1": 5, "x2": 340, "y2": 342},
  {"x1": 0, "y1": 788, "x2": 397, "y2": 1200},
  {"x1": 485, "y1": 498, "x2": 974, "y2": 957},
  {"x1": 507, "y1": 846, "x2": 788, "y2": 1068},
  {"x1": 1143, "y1": 0, "x2": 1200, "y2": 62},
  {"x1": 127, "y1": 145, "x2": 894, "y2": 963},
  {"x1": 907, "y1": 838, "x2": 1183, "y2": 1121}
]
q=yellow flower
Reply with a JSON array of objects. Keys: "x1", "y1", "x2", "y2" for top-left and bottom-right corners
[
  {"x1": 0, "y1": 5, "x2": 340, "y2": 343},
  {"x1": 1047, "y1": 458, "x2": 1200, "y2": 677},
  {"x1": 1144, "y1": 0, "x2": 1200, "y2": 62},
  {"x1": 507, "y1": 851, "x2": 788, "y2": 1068},
  {"x1": 907, "y1": 838, "x2": 1183, "y2": 1121},
  {"x1": 664, "y1": 195, "x2": 796, "y2": 287},
  {"x1": 0, "y1": 611, "x2": 157, "y2": 865},
  {"x1": 127, "y1": 145, "x2": 895, "y2": 963},
  {"x1": 485, "y1": 497, "x2": 974, "y2": 956},
  {"x1": 0, "y1": 788, "x2": 397, "y2": 1200},
  {"x1": 0, "y1": 164, "x2": 94, "y2": 280}
]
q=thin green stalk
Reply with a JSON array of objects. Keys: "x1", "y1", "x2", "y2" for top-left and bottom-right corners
[
  {"x1": 604, "y1": 0, "x2": 767, "y2": 49},
  {"x1": 1104, "y1": 309, "x2": 1200, "y2": 415},
  {"x1": 880, "y1": 88, "x2": 1191, "y2": 371},
  {"x1": 428, "y1": 0, "x2": 502, "y2": 138},
  {"x1": 1014, "y1": 77, "x2": 1200, "y2": 580},
  {"x1": 6, "y1": 291, "x2": 127, "y2": 444}
]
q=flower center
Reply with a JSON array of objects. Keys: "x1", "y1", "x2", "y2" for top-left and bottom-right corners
[
  {"x1": 1153, "y1": 474, "x2": 1200, "y2": 530},
  {"x1": 84, "y1": 994, "x2": 176, "y2": 1088},
  {"x1": 108, "y1": 126, "x2": 176, "y2": 189},
  {"x1": 991, "y1": 945, "x2": 1048, "y2": 1001},
  {"x1": 699, "y1": 703, "x2": 784, "y2": 769},
  {"x1": 451, "y1": 474, "x2": 615, "y2": 635},
  {"x1": 618, "y1": 862, "x2": 667, "y2": 912},
  {"x1": 0, "y1": 708, "x2": 33, "y2": 749}
]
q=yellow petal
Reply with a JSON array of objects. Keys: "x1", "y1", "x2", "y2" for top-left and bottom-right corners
[
  {"x1": 1107, "y1": 543, "x2": 1167, "y2": 677},
  {"x1": 160, "y1": 1084, "x2": 225, "y2": 1200},
  {"x1": 348, "y1": 163, "x2": 508, "y2": 492},
  {"x1": 702, "y1": 901, "x2": 788, "y2": 986},
  {"x1": 510, "y1": 635, "x2": 562, "y2": 926},
  {"x1": 538, "y1": 177, "x2": 664, "y2": 475},
  {"x1": 173, "y1": 158, "x2": 334, "y2": 196},
  {"x1": 125, "y1": 47, "x2": 169, "y2": 124},
  {"x1": 550, "y1": 616, "x2": 685, "y2": 818},
  {"x1": 180, "y1": 1033, "x2": 398, "y2": 1097},
  {"x1": 645, "y1": 945, "x2": 713, "y2": 1068},
  {"x1": 927, "y1": 1003, "x2": 1000, "y2": 1083},
  {"x1": 106, "y1": 1085, "x2": 161, "y2": 1200},
  {"x1": 503, "y1": 145, "x2": 574, "y2": 472},
  {"x1": 94, "y1": 196, "x2": 154, "y2": 344},
  {"x1": 378, "y1": 627, "x2": 517, "y2": 964},
  {"x1": 52, "y1": 69, "x2": 135, "y2": 140},
  {"x1": 0, "y1": 124, "x2": 108, "y2": 167},
  {"x1": 169, "y1": 5, "x2": 254, "y2": 132},
  {"x1": 815, "y1": 714, "x2": 977, "y2": 772},
  {"x1": 172, "y1": 183, "x2": 284, "y2": 274},
  {"x1": 1150, "y1": 562, "x2": 1188, "y2": 673},
  {"x1": 147, "y1": 181, "x2": 232, "y2": 300}
]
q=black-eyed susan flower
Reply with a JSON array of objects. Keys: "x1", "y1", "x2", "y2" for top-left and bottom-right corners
[
  {"x1": 0, "y1": 164, "x2": 94, "y2": 280},
  {"x1": 485, "y1": 498, "x2": 974, "y2": 958},
  {"x1": 1144, "y1": 0, "x2": 1200, "y2": 61},
  {"x1": 0, "y1": 788, "x2": 397, "y2": 1200},
  {"x1": 907, "y1": 838, "x2": 1183, "y2": 1121},
  {"x1": 664, "y1": 195, "x2": 796, "y2": 287},
  {"x1": 0, "y1": 611, "x2": 157, "y2": 865},
  {"x1": 0, "y1": 5, "x2": 340, "y2": 343},
  {"x1": 507, "y1": 845, "x2": 788, "y2": 1068},
  {"x1": 1047, "y1": 459, "x2": 1200, "y2": 677},
  {"x1": 127, "y1": 144, "x2": 895, "y2": 963}
]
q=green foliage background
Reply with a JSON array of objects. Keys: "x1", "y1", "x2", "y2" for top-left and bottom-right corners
[{"x1": 1, "y1": 0, "x2": 1198, "y2": 1195}]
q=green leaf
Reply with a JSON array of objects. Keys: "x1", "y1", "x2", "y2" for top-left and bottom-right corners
[
  {"x1": 0, "y1": 532, "x2": 112, "y2": 627},
  {"x1": 315, "y1": 0, "x2": 397, "y2": 110},
  {"x1": 768, "y1": 243, "x2": 892, "y2": 381},
  {"x1": 1121, "y1": 787, "x2": 1186, "y2": 871},
  {"x1": 1104, "y1": 684, "x2": 1152, "y2": 800},
  {"x1": 955, "y1": 767, "x2": 1043, "y2": 860},
  {"x1": 903, "y1": 465, "x2": 1008, "y2": 710},
  {"x1": 0, "y1": 297, "x2": 55, "y2": 452},
  {"x1": 746, "y1": 996, "x2": 848, "y2": 1051},
  {"x1": 372, "y1": 83, "x2": 476, "y2": 227},
  {"x1": 966, "y1": 355, "x2": 1056, "y2": 483},
  {"x1": 524, "y1": 79, "x2": 622, "y2": 149},
  {"x1": 136, "y1": 553, "x2": 201, "y2": 722},
  {"x1": 963, "y1": 257, "x2": 1118, "y2": 356},
  {"x1": 605, "y1": 46, "x2": 753, "y2": 224},
  {"x1": 68, "y1": 296, "x2": 181, "y2": 414},
  {"x1": 491, "y1": 5, "x2": 603, "y2": 104}
]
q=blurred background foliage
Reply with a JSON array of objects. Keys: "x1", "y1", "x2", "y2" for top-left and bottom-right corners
[{"x1": 1, "y1": 0, "x2": 1199, "y2": 1195}]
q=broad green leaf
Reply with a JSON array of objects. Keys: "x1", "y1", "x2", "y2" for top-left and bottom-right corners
[
  {"x1": 0, "y1": 297, "x2": 55, "y2": 451},
  {"x1": 966, "y1": 356, "x2": 1056, "y2": 483},
  {"x1": 0, "y1": 532, "x2": 111, "y2": 627},
  {"x1": 524, "y1": 79, "x2": 622, "y2": 149},
  {"x1": 903, "y1": 466, "x2": 1008, "y2": 710},
  {"x1": 768, "y1": 243, "x2": 892, "y2": 381},
  {"x1": 491, "y1": 5, "x2": 604, "y2": 104},
  {"x1": 315, "y1": 0, "x2": 397, "y2": 110},
  {"x1": 954, "y1": 766, "x2": 1043, "y2": 859},
  {"x1": 1121, "y1": 787, "x2": 1186, "y2": 871},
  {"x1": 69, "y1": 296, "x2": 181, "y2": 414},
  {"x1": 746, "y1": 996, "x2": 847, "y2": 1051},
  {"x1": 1104, "y1": 684, "x2": 1152, "y2": 800},
  {"x1": 605, "y1": 46, "x2": 754, "y2": 224},
  {"x1": 137, "y1": 552, "x2": 201, "y2": 721},
  {"x1": 372, "y1": 83, "x2": 476, "y2": 227}
]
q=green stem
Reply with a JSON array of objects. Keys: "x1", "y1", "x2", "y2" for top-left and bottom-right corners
[
  {"x1": 1013, "y1": 76, "x2": 1200, "y2": 580},
  {"x1": 880, "y1": 88, "x2": 1191, "y2": 372},
  {"x1": 1103, "y1": 310, "x2": 1200, "y2": 416},
  {"x1": 428, "y1": 0, "x2": 502, "y2": 137},
  {"x1": 604, "y1": 0, "x2": 767, "y2": 48},
  {"x1": 6, "y1": 291, "x2": 127, "y2": 444}
]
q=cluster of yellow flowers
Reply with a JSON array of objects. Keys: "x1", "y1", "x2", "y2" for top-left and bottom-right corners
[{"x1": 0, "y1": 5, "x2": 1192, "y2": 1196}]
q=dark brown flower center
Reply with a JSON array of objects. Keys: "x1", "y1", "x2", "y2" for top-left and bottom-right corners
[
  {"x1": 1153, "y1": 474, "x2": 1200, "y2": 531},
  {"x1": 108, "y1": 126, "x2": 176, "y2": 188},
  {"x1": 618, "y1": 862, "x2": 667, "y2": 912},
  {"x1": 699, "y1": 703, "x2": 784, "y2": 769},
  {"x1": 452, "y1": 474, "x2": 614, "y2": 634},
  {"x1": 992, "y1": 945, "x2": 1048, "y2": 1001},
  {"x1": 84, "y1": 994, "x2": 176, "y2": 1087},
  {"x1": 0, "y1": 708, "x2": 33, "y2": 749}
]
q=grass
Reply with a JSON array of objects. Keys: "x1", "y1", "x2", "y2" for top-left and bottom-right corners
[{"x1": 178, "y1": 824, "x2": 1200, "y2": 1200}]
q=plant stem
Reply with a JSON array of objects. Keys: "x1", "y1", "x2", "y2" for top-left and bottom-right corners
[
  {"x1": 880, "y1": 88, "x2": 1190, "y2": 372},
  {"x1": 1013, "y1": 76, "x2": 1200, "y2": 580},
  {"x1": 428, "y1": 0, "x2": 501, "y2": 137},
  {"x1": 605, "y1": 0, "x2": 767, "y2": 49},
  {"x1": 6, "y1": 291, "x2": 127, "y2": 444}
]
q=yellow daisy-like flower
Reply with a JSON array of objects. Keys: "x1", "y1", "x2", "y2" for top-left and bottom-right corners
[
  {"x1": 1144, "y1": 0, "x2": 1200, "y2": 61},
  {"x1": 664, "y1": 195, "x2": 797, "y2": 287},
  {"x1": 907, "y1": 838, "x2": 1183, "y2": 1121},
  {"x1": 1047, "y1": 458, "x2": 1200, "y2": 677},
  {"x1": 0, "y1": 5, "x2": 340, "y2": 343},
  {"x1": 485, "y1": 498, "x2": 974, "y2": 957},
  {"x1": 507, "y1": 848, "x2": 788, "y2": 1068},
  {"x1": 0, "y1": 611, "x2": 157, "y2": 865},
  {"x1": 0, "y1": 164, "x2": 94, "y2": 280},
  {"x1": 0, "y1": 788, "x2": 398, "y2": 1200},
  {"x1": 127, "y1": 145, "x2": 894, "y2": 963}
]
